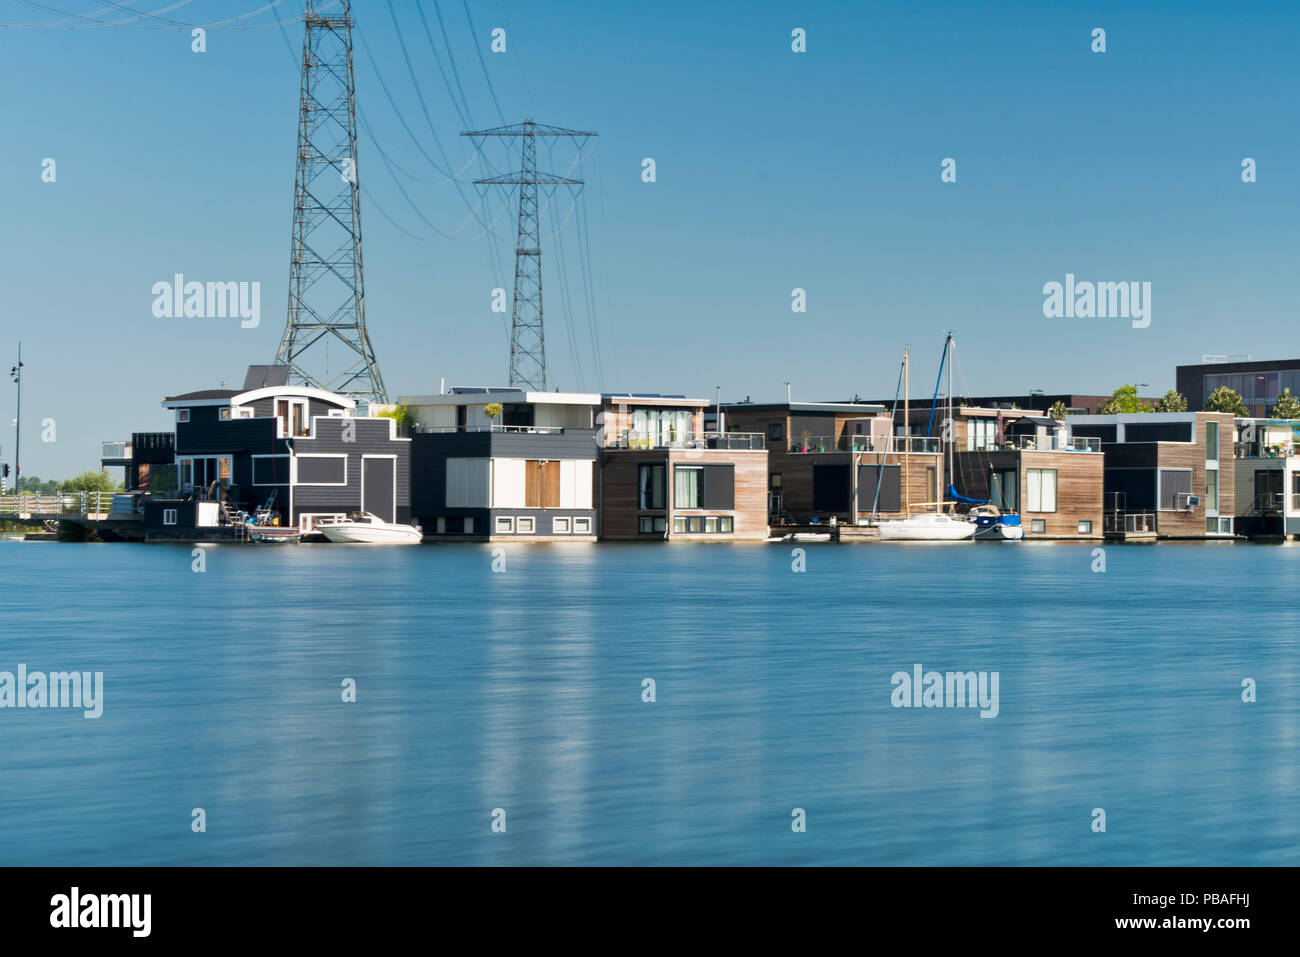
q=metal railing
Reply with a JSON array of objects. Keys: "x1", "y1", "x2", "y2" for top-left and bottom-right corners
[
  {"x1": 1236, "y1": 442, "x2": 1299, "y2": 459},
  {"x1": 616, "y1": 431, "x2": 765, "y2": 451},
  {"x1": 1103, "y1": 511, "x2": 1156, "y2": 533},
  {"x1": 0, "y1": 491, "x2": 117, "y2": 516},
  {"x1": 1001, "y1": 434, "x2": 1102, "y2": 452},
  {"x1": 413, "y1": 424, "x2": 568, "y2": 435},
  {"x1": 1255, "y1": 492, "x2": 1285, "y2": 511},
  {"x1": 787, "y1": 435, "x2": 939, "y2": 454}
]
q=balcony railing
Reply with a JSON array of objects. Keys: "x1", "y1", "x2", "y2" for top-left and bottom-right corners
[
  {"x1": 787, "y1": 435, "x2": 939, "y2": 454},
  {"x1": 0, "y1": 491, "x2": 117, "y2": 516},
  {"x1": 413, "y1": 424, "x2": 567, "y2": 435},
  {"x1": 616, "y1": 431, "x2": 764, "y2": 451},
  {"x1": 1001, "y1": 434, "x2": 1102, "y2": 452},
  {"x1": 1236, "y1": 441, "x2": 1299, "y2": 459},
  {"x1": 1255, "y1": 493, "x2": 1285, "y2": 511}
]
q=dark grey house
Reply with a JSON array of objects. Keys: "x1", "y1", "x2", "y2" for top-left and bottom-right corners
[
  {"x1": 1175, "y1": 357, "x2": 1300, "y2": 416},
  {"x1": 100, "y1": 365, "x2": 411, "y2": 540},
  {"x1": 402, "y1": 388, "x2": 599, "y2": 540}
]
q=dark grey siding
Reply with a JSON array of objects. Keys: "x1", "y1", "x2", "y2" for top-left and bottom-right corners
[
  {"x1": 487, "y1": 428, "x2": 598, "y2": 460},
  {"x1": 858, "y1": 464, "x2": 901, "y2": 512},
  {"x1": 290, "y1": 417, "x2": 411, "y2": 523},
  {"x1": 176, "y1": 408, "x2": 283, "y2": 457},
  {"x1": 410, "y1": 432, "x2": 492, "y2": 520}
]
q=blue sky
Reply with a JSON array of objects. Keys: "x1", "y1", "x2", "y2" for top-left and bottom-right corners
[{"x1": 2, "y1": 0, "x2": 1298, "y2": 478}]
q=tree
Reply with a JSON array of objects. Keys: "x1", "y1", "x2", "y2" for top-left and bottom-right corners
[
  {"x1": 59, "y1": 470, "x2": 121, "y2": 493},
  {"x1": 483, "y1": 402, "x2": 503, "y2": 430},
  {"x1": 1048, "y1": 400, "x2": 1067, "y2": 421},
  {"x1": 1273, "y1": 388, "x2": 1300, "y2": 419},
  {"x1": 1099, "y1": 384, "x2": 1148, "y2": 414},
  {"x1": 1155, "y1": 389, "x2": 1188, "y2": 413},
  {"x1": 1203, "y1": 385, "x2": 1248, "y2": 417}
]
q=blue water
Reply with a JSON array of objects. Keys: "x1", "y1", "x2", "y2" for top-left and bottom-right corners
[{"x1": 0, "y1": 539, "x2": 1296, "y2": 866}]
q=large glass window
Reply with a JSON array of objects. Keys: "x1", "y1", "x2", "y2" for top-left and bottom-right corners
[
  {"x1": 1026, "y1": 469, "x2": 1057, "y2": 513},
  {"x1": 638, "y1": 464, "x2": 665, "y2": 510},
  {"x1": 966, "y1": 418, "x2": 996, "y2": 451},
  {"x1": 1205, "y1": 468, "x2": 1218, "y2": 511},
  {"x1": 674, "y1": 466, "x2": 703, "y2": 509},
  {"x1": 1205, "y1": 421, "x2": 1219, "y2": 460},
  {"x1": 990, "y1": 469, "x2": 1018, "y2": 511}
]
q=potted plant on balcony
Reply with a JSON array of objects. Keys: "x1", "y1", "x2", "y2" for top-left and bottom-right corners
[
  {"x1": 800, "y1": 430, "x2": 811, "y2": 453},
  {"x1": 484, "y1": 402, "x2": 503, "y2": 432}
]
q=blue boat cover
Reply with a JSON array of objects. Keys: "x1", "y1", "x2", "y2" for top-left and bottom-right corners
[{"x1": 947, "y1": 484, "x2": 989, "y2": 505}]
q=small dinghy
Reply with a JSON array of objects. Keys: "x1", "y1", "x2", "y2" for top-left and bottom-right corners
[
  {"x1": 248, "y1": 525, "x2": 302, "y2": 544},
  {"x1": 968, "y1": 505, "x2": 1025, "y2": 541}
]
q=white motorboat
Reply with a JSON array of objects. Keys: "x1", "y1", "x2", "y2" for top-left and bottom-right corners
[
  {"x1": 317, "y1": 513, "x2": 422, "y2": 545},
  {"x1": 876, "y1": 513, "x2": 976, "y2": 542}
]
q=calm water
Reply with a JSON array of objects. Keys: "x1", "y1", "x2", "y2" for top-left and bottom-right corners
[{"x1": 0, "y1": 539, "x2": 1297, "y2": 866}]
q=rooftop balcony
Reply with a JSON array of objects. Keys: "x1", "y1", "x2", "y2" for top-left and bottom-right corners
[
  {"x1": 613, "y1": 430, "x2": 765, "y2": 451},
  {"x1": 1235, "y1": 441, "x2": 1299, "y2": 459},
  {"x1": 787, "y1": 435, "x2": 939, "y2": 454}
]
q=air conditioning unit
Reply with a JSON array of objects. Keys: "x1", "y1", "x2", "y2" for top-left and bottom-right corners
[{"x1": 1176, "y1": 492, "x2": 1199, "y2": 510}]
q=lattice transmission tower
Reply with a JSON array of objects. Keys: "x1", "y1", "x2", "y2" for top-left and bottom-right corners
[
  {"x1": 462, "y1": 120, "x2": 596, "y2": 391},
  {"x1": 276, "y1": 0, "x2": 387, "y2": 404}
]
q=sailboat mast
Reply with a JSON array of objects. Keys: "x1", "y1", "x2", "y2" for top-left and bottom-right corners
[
  {"x1": 903, "y1": 349, "x2": 910, "y2": 516},
  {"x1": 947, "y1": 333, "x2": 954, "y2": 512}
]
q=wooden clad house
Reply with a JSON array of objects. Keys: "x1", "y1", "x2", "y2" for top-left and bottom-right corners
[
  {"x1": 1067, "y1": 411, "x2": 1236, "y2": 538},
  {"x1": 720, "y1": 400, "x2": 942, "y2": 525},
  {"x1": 402, "y1": 387, "x2": 599, "y2": 541},
  {"x1": 597, "y1": 393, "x2": 769, "y2": 541}
]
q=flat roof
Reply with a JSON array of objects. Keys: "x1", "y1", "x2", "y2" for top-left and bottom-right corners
[
  {"x1": 722, "y1": 401, "x2": 886, "y2": 414},
  {"x1": 400, "y1": 390, "x2": 603, "y2": 406}
]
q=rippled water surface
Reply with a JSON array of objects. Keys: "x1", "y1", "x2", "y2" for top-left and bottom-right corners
[{"x1": 1, "y1": 539, "x2": 1296, "y2": 865}]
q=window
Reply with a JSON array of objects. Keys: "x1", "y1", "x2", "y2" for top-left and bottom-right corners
[
  {"x1": 688, "y1": 516, "x2": 702, "y2": 532},
  {"x1": 1031, "y1": 518, "x2": 1046, "y2": 534},
  {"x1": 553, "y1": 517, "x2": 571, "y2": 534},
  {"x1": 295, "y1": 455, "x2": 347, "y2": 486},
  {"x1": 1205, "y1": 421, "x2": 1219, "y2": 460},
  {"x1": 704, "y1": 516, "x2": 718, "y2": 532},
  {"x1": 990, "y1": 469, "x2": 1018, "y2": 512},
  {"x1": 638, "y1": 464, "x2": 665, "y2": 509},
  {"x1": 436, "y1": 518, "x2": 446, "y2": 534},
  {"x1": 967, "y1": 418, "x2": 996, "y2": 451},
  {"x1": 672, "y1": 517, "x2": 685, "y2": 533},
  {"x1": 574, "y1": 517, "x2": 591, "y2": 534},
  {"x1": 1205, "y1": 468, "x2": 1218, "y2": 511},
  {"x1": 1159, "y1": 469, "x2": 1194, "y2": 511},
  {"x1": 770, "y1": 473, "x2": 782, "y2": 488},
  {"x1": 464, "y1": 517, "x2": 475, "y2": 534},
  {"x1": 1254, "y1": 470, "x2": 1282, "y2": 510},
  {"x1": 719, "y1": 516, "x2": 734, "y2": 533},
  {"x1": 253, "y1": 456, "x2": 290, "y2": 486},
  {"x1": 812, "y1": 463, "x2": 850, "y2": 512},
  {"x1": 219, "y1": 408, "x2": 232, "y2": 420},
  {"x1": 1025, "y1": 469, "x2": 1057, "y2": 512},
  {"x1": 768, "y1": 422, "x2": 784, "y2": 441},
  {"x1": 517, "y1": 517, "x2": 535, "y2": 534},
  {"x1": 1125, "y1": 422, "x2": 1192, "y2": 443},
  {"x1": 163, "y1": 508, "x2": 178, "y2": 525},
  {"x1": 1078, "y1": 520, "x2": 1092, "y2": 534},
  {"x1": 639, "y1": 516, "x2": 655, "y2": 533},
  {"x1": 176, "y1": 409, "x2": 190, "y2": 423},
  {"x1": 276, "y1": 398, "x2": 310, "y2": 437},
  {"x1": 675, "y1": 466, "x2": 703, "y2": 508},
  {"x1": 495, "y1": 516, "x2": 514, "y2": 534}
]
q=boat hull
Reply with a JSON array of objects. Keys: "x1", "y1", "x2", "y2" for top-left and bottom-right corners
[
  {"x1": 319, "y1": 523, "x2": 421, "y2": 545},
  {"x1": 248, "y1": 527, "x2": 302, "y2": 544},
  {"x1": 876, "y1": 515, "x2": 976, "y2": 542}
]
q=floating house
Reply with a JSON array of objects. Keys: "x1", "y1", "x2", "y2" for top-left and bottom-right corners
[
  {"x1": 1066, "y1": 411, "x2": 1236, "y2": 538},
  {"x1": 401, "y1": 387, "x2": 769, "y2": 541},
  {"x1": 597, "y1": 393, "x2": 768, "y2": 541},
  {"x1": 402, "y1": 388, "x2": 598, "y2": 541},
  {"x1": 1231, "y1": 418, "x2": 1300, "y2": 539},
  {"x1": 951, "y1": 415, "x2": 1105, "y2": 538},
  {"x1": 1175, "y1": 357, "x2": 1300, "y2": 417},
  {"x1": 96, "y1": 365, "x2": 410, "y2": 541},
  {"x1": 721, "y1": 400, "x2": 940, "y2": 526}
]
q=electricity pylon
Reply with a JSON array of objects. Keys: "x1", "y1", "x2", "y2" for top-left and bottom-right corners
[
  {"x1": 462, "y1": 119, "x2": 595, "y2": 391},
  {"x1": 276, "y1": 0, "x2": 387, "y2": 405}
]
